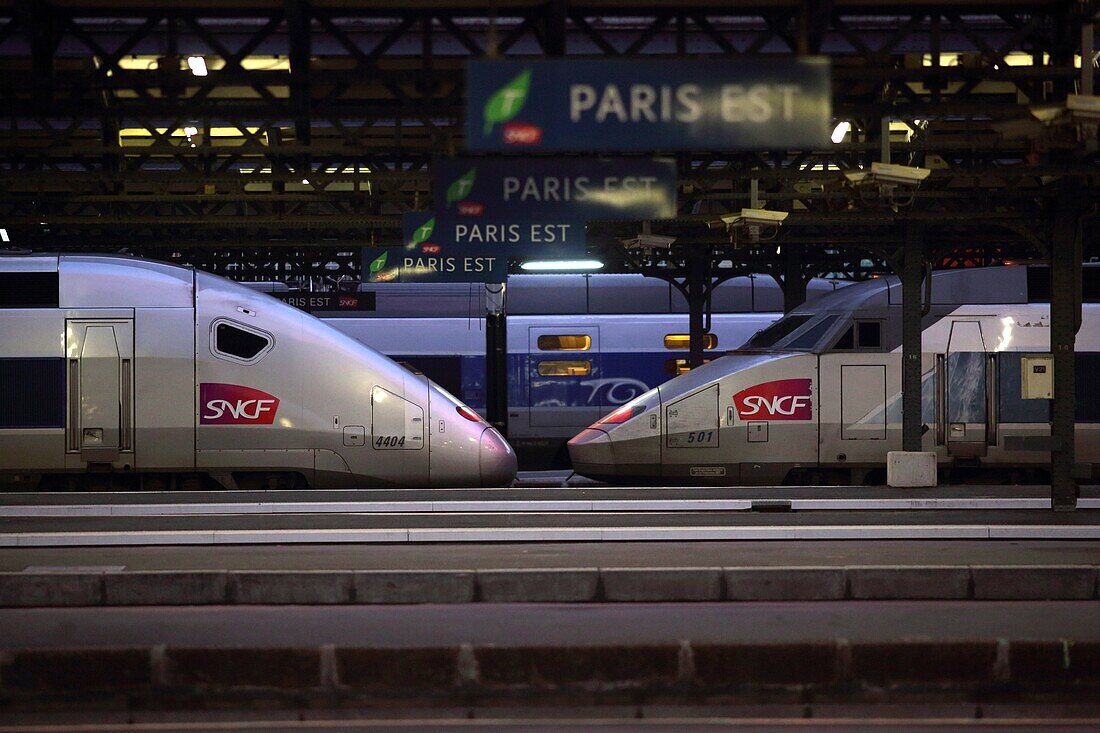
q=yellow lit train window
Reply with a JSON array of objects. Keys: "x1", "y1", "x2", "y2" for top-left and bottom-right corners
[
  {"x1": 664, "y1": 334, "x2": 718, "y2": 350},
  {"x1": 537, "y1": 334, "x2": 592, "y2": 351},
  {"x1": 664, "y1": 358, "x2": 712, "y2": 375},
  {"x1": 538, "y1": 360, "x2": 592, "y2": 377}
]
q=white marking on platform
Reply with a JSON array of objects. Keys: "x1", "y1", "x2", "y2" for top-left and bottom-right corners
[
  {"x1": 2, "y1": 525, "x2": 1099, "y2": 547},
  {"x1": 21, "y1": 565, "x2": 126, "y2": 573},
  {"x1": 2, "y1": 496, "x2": 1095, "y2": 517}
]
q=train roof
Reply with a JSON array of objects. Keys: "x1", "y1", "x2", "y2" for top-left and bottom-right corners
[
  {"x1": 739, "y1": 264, "x2": 1095, "y2": 354},
  {"x1": 788, "y1": 265, "x2": 1048, "y2": 317},
  {"x1": 351, "y1": 273, "x2": 850, "y2": 317},
  {"x1": 0, "y1": 253, "x2": 195, "y2": 308}
]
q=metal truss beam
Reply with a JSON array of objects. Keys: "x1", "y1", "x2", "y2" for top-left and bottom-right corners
[{"x1": 0, "y1": 0, "x2": 1094, "y2": 280}]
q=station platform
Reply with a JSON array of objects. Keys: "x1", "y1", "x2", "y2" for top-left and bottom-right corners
[
  {"x1": 2, "y1": 487, "x2": 1099, "y2": 717},
  {"x1": 2, "y1": 483, "x2": 1098, "y2": 606},
  {"x1": 1, "y1": 600, "x2": 1099, "y2": 712},
  {"x1": 1, "y1": 539, "x2": 1098, "y2": 606},
  {"x1": 1, "y1": 484, "x2": 1099, "y2": 547}
]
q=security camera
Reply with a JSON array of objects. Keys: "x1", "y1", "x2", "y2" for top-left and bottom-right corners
[
  {"x1": 1067, "y1": 94, "x2": 1100, "y2": 122},
  {"x1": 738, "y1": 208, "x2": 789, "y2": 226},
  {"x1": 710, "y1": 209, "x2": 789, "y2": 228},
  {"x1": 870, "y1": 162, "x2": 931, "y2": 186}
]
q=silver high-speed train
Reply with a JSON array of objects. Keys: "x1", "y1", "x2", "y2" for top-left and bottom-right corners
[
  {"x1": 569, "y1": 265, "x2": 1100, "y2": 484},
  {"x1": 0, "y1": 254, "x2": 516, "y2": 490}
]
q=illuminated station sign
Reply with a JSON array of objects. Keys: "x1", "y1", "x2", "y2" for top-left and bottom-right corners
[
  {"x1": 466, "y1": 58, "x2": 832, "y2": 152},
  {"x1": 369, "y1": 157, "x2": 678, "y2": 283}
]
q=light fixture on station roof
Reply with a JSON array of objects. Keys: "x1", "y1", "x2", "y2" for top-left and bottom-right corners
[
  {"x1": 830, "y1": 121, "x2": 851, "y2": 144},
  {"x1": 187, "y1": 56, "x2": 208, "y2": 77},
  {"x1": 520, "y1": 259, "x2": 604, "y2": 272},
  {"x1": 0, "y1": 228, "x2": 9, "y2": 243}
]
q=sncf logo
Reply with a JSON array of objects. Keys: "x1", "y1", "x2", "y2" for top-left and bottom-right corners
[
  {"x1": 200, "y1": 383, "x2": 280, "y2": 425},
  {"x1": 733, "y1": 379, "x2": 813, "y2": 421},
  {"x1": 502, "y1": 122, "x2": 542, "y2": 145}
]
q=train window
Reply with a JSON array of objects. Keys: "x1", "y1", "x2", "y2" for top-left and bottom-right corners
[
  {"x1": 998, "y1": 355, "x2": 1050, "y2": 423},
  {"x1": 833, "y1": 321, "x2": 881, "y2": 350},
  {"x1": 664, "y1": 334, "x2": 718, "y2": 350},
  {"x1": 1077, "y1": 354, "x2": 1100, "y2": 421},
  {"x1": 857, "y1": 321, "x2": 882, "y2": 348},
  {"x1": 745, "y1": 315, "x2": 811, "y2": 348},
  {"x1": 211, "y1": 319, "x2": 273, "y2": 363},
  {"x1": 0, "y1": 272, "x2": 59, "y2": 308},
  {"x1": 537, "y1": 335, "x2": 591, "y2": 351},
  {"x1": 788, "y1": 315, "x2": 839, "y2": 350},
  {"x1": 538, "y1": 360, "x2": 592, "y2": 377},
  {"x1": 665, "y1": 358, "x2": 712, "y2": 375}
]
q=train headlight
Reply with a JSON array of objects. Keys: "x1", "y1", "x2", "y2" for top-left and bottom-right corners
[
  {"x1": 457, "y1": 405, "x2": 484, "y2": 423},
  {"x1": 597, "y1": 402, "x2": 647, "y2": 425}
]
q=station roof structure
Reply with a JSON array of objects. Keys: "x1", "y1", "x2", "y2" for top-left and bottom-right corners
[{"x1": 0, "y1": 0, "x2": 1096, "y2": 283}]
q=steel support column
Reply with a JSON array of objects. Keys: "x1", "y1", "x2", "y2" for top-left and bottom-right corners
[
  {"x1": 485, "y1": 285, "x2": 509, "y2": 436},
  {"x1": 1050, "y1": 175, "x2": 1083, "y2": 511},
  {"x1": 782, "y1": 243, "x2": 809, "y2": 313},
  {"x1": 686, "y1": 251, "x2": 710, "y2": 369},
  {"x1": 543, "y1": 0, "x2": 567, "y2": 56},
  {"x1": 286, "y1": 0, "x2": 312, "y2": 175},
  {"x1": 901, "y1": 222, "x2": 925, "y2": 453}
]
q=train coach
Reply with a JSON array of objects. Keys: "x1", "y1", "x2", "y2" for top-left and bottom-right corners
[
  {"x1": 568, "y1": 265, "x2": 1100, "y2": 485},
  {"x1": 0, "y1": 254, "x2": 516, "y2": 490}
]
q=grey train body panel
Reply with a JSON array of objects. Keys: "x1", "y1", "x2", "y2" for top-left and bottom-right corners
[
  {"x1": 568, "y1": 265, "x2": 1100, "y2": 484},
  {"x1": 0, "y1": 254, "x2": 515, "y2": 489}
]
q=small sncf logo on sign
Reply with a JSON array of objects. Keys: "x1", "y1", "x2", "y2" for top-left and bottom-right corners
[
  {"x1": 733, "y1": 378, "x2": 813, "y2": 421},
  {"x1": 200, "y1": 383, "x2": 280, "y2": 425}
]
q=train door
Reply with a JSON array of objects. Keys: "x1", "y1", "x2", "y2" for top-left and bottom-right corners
[
  {"x1": 940, "y1": 320, "x2": 989, "y2": 458},
  {"x1": 371, "y1": 379, "x2": 428, "y2": 482},
  {"x1": 65, "y1": 319, "x2": 134, "y2": 467},
  {"x1": 840, "y1": 364, "x2": 887, "y2": 440},
  {"x1": 528, "y1": 327, "x2": 601, "y2": 428}
]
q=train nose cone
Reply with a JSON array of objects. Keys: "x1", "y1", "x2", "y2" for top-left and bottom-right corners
[
  {"x1": 567, "y1": 428, "x2": 613, "y2": 477},
  {"x1": 479, "y1": 427, "x2": 517, "y2": 486}
]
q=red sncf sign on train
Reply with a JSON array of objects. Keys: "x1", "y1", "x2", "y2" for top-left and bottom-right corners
[
  {"x1": 200, "y1": 383, "x2": 280, "y2": 425},
  {"x1": 733, "y1": 379, "x2": 813, "y2": 421}
]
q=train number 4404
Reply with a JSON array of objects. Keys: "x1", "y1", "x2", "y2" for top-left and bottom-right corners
[{"x1": 374, "y1": 435, "x2": 406, "y2": 448}]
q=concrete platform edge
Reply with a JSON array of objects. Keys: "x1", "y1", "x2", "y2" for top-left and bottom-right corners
[
  {"x1": 1, "y1": 639, "x2": 1098, "y2": 702},
  {"x1": 1, "y1": 565, "x2": 1098, "y2": 606}
]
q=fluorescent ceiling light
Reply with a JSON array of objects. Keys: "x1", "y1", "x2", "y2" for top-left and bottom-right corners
[
  {"x1": 187, "y1": 56, "x2": 208, "y2": 77},
  {"x1": 830, "y1": 121, "x2": 851, "y2": 144},
  {"x1": 0, "y1": 228, "x2": 8, "y2": 242},
  {"x1": 520, "y1": 259, "x2": 604, "y2": 272}
]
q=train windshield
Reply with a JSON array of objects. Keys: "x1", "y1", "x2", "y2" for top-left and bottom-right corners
[
  {"x1": 787, "y1": 315, "x2": 841, "y2": 350},
  {"x1": 744, "y1": 315, "x2": 811, "y2": 348}
]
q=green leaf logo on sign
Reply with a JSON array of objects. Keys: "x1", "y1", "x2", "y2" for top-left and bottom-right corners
[
  {"x1": 446, "y1": 168, "x2": 477, "y2": 206},
  {"x1": 410, "y1": 218, "x2": 435, "y2": 246},
  {"x1": 482, "y1": 69, "x2": 531, "y2": 136},
  {"x1": 368, "y1": 251, "x2": 388, "y2": 273}
]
